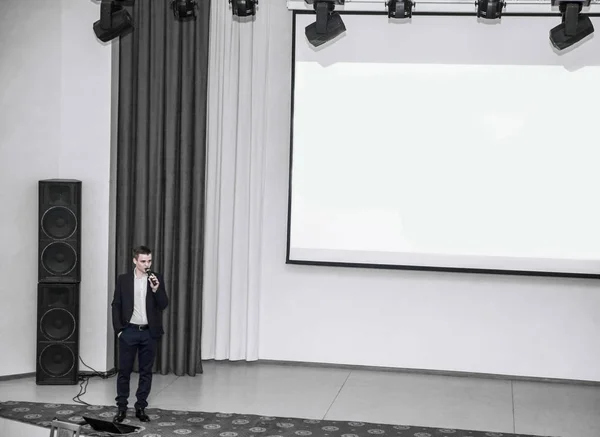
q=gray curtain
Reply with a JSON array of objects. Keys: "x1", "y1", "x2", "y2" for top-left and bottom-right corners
[{"x1": 115, "y1": 0, "x2": 210, "y2": 376}]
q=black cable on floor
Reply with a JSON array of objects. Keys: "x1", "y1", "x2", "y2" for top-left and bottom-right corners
[{"x1": 73, "y1": 356, "x2": 117, "y2": 406}]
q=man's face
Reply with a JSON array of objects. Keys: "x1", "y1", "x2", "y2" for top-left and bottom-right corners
[{"x1": 133, "y1": 254, "x2": 152, "y2": 273}]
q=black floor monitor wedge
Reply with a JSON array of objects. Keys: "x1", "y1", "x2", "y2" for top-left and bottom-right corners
[{"x1": 82, "y1": 416, "x2": 140, "y2": 434}]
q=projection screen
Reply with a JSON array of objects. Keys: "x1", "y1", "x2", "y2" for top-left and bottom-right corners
[{"x1": 288, "y1": 13, "x2": 600, "y2": 277}]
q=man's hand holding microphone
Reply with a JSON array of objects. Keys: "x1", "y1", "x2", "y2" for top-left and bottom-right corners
[{"x1": 145, "y1": 268, "x2": 160, "y2": 292}]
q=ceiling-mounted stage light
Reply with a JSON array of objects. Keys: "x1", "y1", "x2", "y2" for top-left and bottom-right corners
[
  {"x1": 550, "y1": 0, "x2": 594, "y2": 50},
  {"x1": 172, "y1": 0, "x2": 198, "y2": 20},
  {"x1": 386, "y1": 0, "x2": 414, "y2": 18},
  {"x1": 476, "y1": 0, "x2": 505, "y2": 19},
  {"x1": 304, "y1": 0, "x2": 346, "y2": 47},
  {"x1": 93, "y1": 0, "x2": 133, "y2": 42},
  {"x1": 230, "y1": 0, "x2": 258, "y2": 17}
]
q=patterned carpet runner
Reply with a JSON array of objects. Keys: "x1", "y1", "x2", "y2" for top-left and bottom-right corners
[{"x1": 0, "y1": 401, "x2": 554, "y2": 437}]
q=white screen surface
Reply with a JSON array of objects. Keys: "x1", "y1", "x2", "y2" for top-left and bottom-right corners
[{"x1": 289, "y1": 13, "x2": 600, "y2": 276}]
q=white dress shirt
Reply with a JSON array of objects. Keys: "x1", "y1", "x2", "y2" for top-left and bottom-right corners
[{"x1": 129, "y1": 269, "x2": 148, "y2": 325}]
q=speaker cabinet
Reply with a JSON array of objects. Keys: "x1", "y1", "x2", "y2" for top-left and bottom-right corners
[
  {"x1": 36, "y1": 283, "x2": 79, "y2": 385},
  {"x1": 38, "y1": 180, "x2": 81, "y2": 283}
]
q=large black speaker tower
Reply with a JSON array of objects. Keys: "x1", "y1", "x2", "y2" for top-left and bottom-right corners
[
  {"x1": 36, "y1": 283, "x2": 80, "y2": 384},
  {"x1": 39, "y1": 180, "x2": 82, "y2": 283},
  {"x1": 36, "y1": 179, "x2": 81, "y2": 385}
]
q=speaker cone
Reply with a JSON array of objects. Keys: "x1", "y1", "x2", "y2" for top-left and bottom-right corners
[
  {"x1": 40, "y1": 308, "x2": 76, "y2": 341},
  {"x1": 41, "y1": 206, "x2": 77, "y2": 240},
  {"x1": 39, "y1": 344, "x2": 75, "y2": 377},
  {"x1": 41, "y1": 242, "x2": 77, "y2": 276}
]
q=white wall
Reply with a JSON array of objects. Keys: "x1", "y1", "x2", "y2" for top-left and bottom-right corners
[
  {"x1": 0, "y1": 0, "x2": 61, "y2": 377},
  {"x1": 257, "y1": 5, "x2": 600, "y2": 382},
  {"x1": 0, "y1": 0, "x2": 114, "y2": 376}
]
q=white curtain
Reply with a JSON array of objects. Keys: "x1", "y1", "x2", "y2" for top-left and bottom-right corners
[{"x1": 202, "y1": 0, "x2": 291, "y2": 360}]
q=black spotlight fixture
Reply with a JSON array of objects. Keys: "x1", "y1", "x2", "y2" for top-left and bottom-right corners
[
  {"x1": 93, "y1": 0, "x2": 133, "y2": 42},
  {"x1": 386, "y1": 0, "x2": 414, "y2": 18},
  {"x1": 550, "y1": 0, "x2": 594, "y2": 50},
  {"x1": 230, "y1": 0, "x2": 258, "y2": 17},
  {"x1": 475, "y1": 0, "x2": 506, "y2": 19},
  {"x1": 172, "y1": 0, "x2": 198, "y2": 20},
  {"x1": 304, "y1": 0, "x2": 346, "y2": 47}
]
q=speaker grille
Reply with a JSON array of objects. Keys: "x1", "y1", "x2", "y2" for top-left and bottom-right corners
[
  {"x1": 47, "y1": 184, "x2": 73, "y2": 205},
  {"x1": 41, "y1": 242, "x2": 78, "y2": 276},
  {"x1": 41, "y1": 285, "x2": 73, "y2": 308},
  {"x1": 39, "y1": 344, "x2": 75, "y2": 378},
  {"x1": 41, "y1": 206, "x2": 77, "y2": 240}
]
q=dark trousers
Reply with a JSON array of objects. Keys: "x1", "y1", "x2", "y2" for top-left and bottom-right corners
[{"x1": 116, "y1": 324, "x2": 157, "y2": 410}]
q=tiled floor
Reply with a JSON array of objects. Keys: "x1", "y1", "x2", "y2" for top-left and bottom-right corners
[{"x1": 1, "y1": 361, "x2": 599, "y2": 437}]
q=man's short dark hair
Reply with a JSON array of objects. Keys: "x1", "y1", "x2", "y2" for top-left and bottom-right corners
[{"x1": 133, "y1": 246, "x2": 152, "y2": 259}]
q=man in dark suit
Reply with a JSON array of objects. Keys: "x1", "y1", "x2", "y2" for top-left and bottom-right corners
[{"x1": 111, "y1": 245, "x2": 169, "y2": 423}]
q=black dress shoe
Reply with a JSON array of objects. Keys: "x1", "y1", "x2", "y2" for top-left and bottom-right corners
[
  {"x1": 136, "y1": 408, "x2": 150, "y2": 422},
  {"x1": 114, "y1": 410, "x2": 127, "y2": 423}
]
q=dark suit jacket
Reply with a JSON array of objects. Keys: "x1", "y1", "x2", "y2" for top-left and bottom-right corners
[{"x1": 111, "y1": 271, "x2": 169, "y2": 339}]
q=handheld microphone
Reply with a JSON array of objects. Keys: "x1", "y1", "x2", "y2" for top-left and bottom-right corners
[{"x1": 145, "y1": 268, "x2": 158, "y2": 286}]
